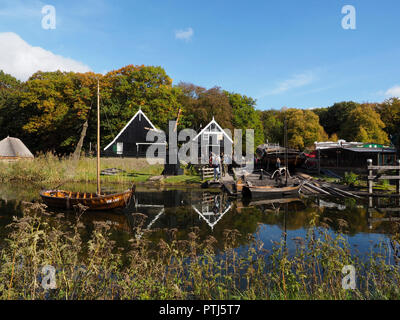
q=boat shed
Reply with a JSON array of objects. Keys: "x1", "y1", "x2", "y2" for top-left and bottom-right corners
[
  {"x1": 103, "y1": 109, "x2": 167, "y2": 157},
  {"x1": 0, "y1": 136, "x2": 34, "y2": 160},
  {"x1": 315, "y1": 140, "x2": 397, "y2": 168},
  {"x1": 192, "y1": 117, "x2": 233, "y2": 163}
]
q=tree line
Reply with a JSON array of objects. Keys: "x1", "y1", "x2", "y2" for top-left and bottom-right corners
[{"x1": 0, "y1": 65, "x2": 399, "y2": 155}]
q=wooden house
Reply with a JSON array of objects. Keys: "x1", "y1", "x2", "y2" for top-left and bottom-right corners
[
  {"x1": 103, "y1": 109, "x2": 166, "y2": 157},
  {"x1": 192, "y1": 117, "x2": 233, "y2": 163}
]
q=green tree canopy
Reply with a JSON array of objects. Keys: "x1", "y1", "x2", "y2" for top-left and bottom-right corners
[
  {"x1": 226, "y1": 92, "x2": 264, "y2": 148},
  {"x1": 339, "y1": 104, "x2": 389, "y2": 144},
  {"x1": 19, "y1": 71, "x2": 100, "y2": 154},
  {"x1": 314, "y1": 101, "x2": 359, "y2": 137},
  {"x1": 0, "y1": 71, "x2": 24, "y2": 140},
  {"x1": 260, "y1": 108, "x2": 327, "y2": 150},
  {"x1": 177, "y1": 82, "x2": 233, "y2": 131},
  {"x1": 100, "y1": 65, "x2": 182, "y2": 147},
  {"x1": 375, "y1": 98, "x2": 400, "y2": 148}
]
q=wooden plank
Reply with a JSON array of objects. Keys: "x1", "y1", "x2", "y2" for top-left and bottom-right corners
[
  {"x1": 304, "y1": 182, "x2": 331, "y2": 195},
  {"x1": 368, "y1": 166, "x2": 400, "y2": 170},
  {"x1": 302, "y1": 185, "x2": 318, "y2": 194},
  {"x1": 368, "y1": 176, "x2": 400, "y2": 180},
  {"x1": 368, "y1": 217, "x2": 400, "y2": 223},
  {"x1": 374, "y1": 207, "x2": 400, "y2": 212}
]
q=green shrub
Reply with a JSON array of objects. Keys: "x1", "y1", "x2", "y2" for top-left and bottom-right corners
[{"x1": 342, "y1": 172, "x2": 359, "y2": 187}]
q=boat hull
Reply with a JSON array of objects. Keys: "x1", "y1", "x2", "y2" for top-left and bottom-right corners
[
  {"x1": 242, "y1": 184, "x2": 301, "y2": 199},
  {"x1": 40, "y1": 190, "x2": 133, "y2": 211}
]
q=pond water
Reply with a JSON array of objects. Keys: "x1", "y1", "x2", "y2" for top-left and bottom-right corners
[{"x1": 0, "y1": 182, "x2": 399, "y2": 256}]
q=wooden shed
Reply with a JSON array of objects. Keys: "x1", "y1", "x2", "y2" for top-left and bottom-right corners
[{"x1": 103, "y1": 109, "x2": 166, "y2": 157}]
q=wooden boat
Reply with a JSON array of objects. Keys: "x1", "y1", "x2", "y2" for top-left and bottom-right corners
[
  {"x1": 242, "y1": 183, "x2": 302, "y2": 199},
  {"x1": 40, "y1": 81, "x2": 134, "y2": 211},
  {"x1": 40, "y1": 189, "x2": 133, "y2": 211}
]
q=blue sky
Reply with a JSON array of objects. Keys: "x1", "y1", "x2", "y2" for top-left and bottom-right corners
[{"x1": 0, "y1": 0, "x2": 399, "y2": 110}]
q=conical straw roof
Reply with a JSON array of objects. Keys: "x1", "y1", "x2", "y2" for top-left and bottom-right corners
[{"x1": 0, "y1": 136, "x2": 34, "y2": 158}]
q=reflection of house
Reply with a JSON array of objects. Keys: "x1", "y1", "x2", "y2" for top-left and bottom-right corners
[
  {"x1": 192, "y1": 118, "x2": 233, "y2": 162},
  {"x1": 103, "y1": 109, "x2": 167, "y2": 157},
  {"x1": 192, "y1": 193, "x2": 232, "y2": 230},
  {"x1": 0, "y1": 136, "x2": 34, "y2": 160},
  {"x1": 314, "y1": 140, "x2": 397, "y2": 168}
]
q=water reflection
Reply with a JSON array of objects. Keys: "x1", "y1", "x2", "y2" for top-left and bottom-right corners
[
  {"x1": 191, "y1": 193, "x2": 232, "y2": 230},
  {"x1": 1, "y1": 183, "x2": 400, "y2": 254}
]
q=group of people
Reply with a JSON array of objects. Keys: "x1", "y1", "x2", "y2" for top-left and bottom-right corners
[{"x1": 210, "y1": 152, "x2": 231, "y2": 180}]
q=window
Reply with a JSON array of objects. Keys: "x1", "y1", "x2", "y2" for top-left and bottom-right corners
[{"x1": 117, "y1": 142, "x2": 123, "y2": 155}]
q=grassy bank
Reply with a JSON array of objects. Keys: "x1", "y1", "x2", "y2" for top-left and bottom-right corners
[
  {"x1": 1, "y1": 202, "x2": 400, "y2": 300},
  {"x1": 0, "y1": 153, "x2": 201, "y2": 186}
]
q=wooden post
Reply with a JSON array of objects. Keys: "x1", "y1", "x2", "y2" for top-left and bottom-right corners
[
  {"x1": 397, "y1": 159, "x2": 400, "y2": 195},
  {"x1": 318, "y1": 148, "x2": 321, "y2": 176},
  {"x1": 367, "y1": 158, "x2": 373, "y2": 195},
  {"x1": 97, "y1": 80, "x2": 101, "y2": 195}
]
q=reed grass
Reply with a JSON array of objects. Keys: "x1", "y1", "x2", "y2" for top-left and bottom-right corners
[
  {"x1": 1, "y1": 202, "x2": 400, "y2": 300},
  {"x1": 0, "y1": 153, "x2": 164, "y2": 186}
]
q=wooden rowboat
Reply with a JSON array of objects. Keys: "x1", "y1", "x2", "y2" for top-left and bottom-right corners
[
  {"x1": 242, "y1": 183, "x2": 302, "y2": 199},
  {"x1": 40, "y1": 189, "x2": 133, "y2": 211}
]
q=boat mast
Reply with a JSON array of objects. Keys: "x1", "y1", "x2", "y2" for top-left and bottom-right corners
[
  {"x1": 284, "y1": 113, "x2": 288, "y2": 186},
  {"x1": 97, "y1": 80, "x2": 101, "y2": 195}
]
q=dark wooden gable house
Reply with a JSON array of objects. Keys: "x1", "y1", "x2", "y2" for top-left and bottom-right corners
[
  {"x1": 192, "y1": 117, "x2": 233, "y2": 162},
  {"x1": 103, "y1": 109, "x2": 166, "y2": 157}
]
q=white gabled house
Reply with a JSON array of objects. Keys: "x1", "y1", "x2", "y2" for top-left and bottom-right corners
[{"x1": 192, "y1": 117, "x2": 233, "y2": 162}]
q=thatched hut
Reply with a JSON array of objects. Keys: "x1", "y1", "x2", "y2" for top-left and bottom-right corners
[{"x1": 0, "y1": 136, "x2": 34, "y2": 160}]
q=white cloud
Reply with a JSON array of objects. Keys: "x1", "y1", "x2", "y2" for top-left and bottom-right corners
[
  {"x1": 258, "y1": 72, "x2": 316, "y2": 98},
  {"x1": 0, "y1": 32, "x2": 91, "y2": 81},
  {"x1": 385, "y1": 85, "x2": 400, "y2": 98},
  {"x1": 175, "y1": 28, "x2": 194, "y2": 41}
]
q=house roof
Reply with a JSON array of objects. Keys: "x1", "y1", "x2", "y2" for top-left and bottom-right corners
[
  {"x1": 192, "y1": 117, "x2": 233, "y2": 143},
  {"x1": 345, "y1": 147, "x2": 396, "y2": 153},
  {"x1": 0, "y1": 137, "x2": 34, "y2": 158},
  {"x1": 104, "y1": 109, "x2": 161, "y2": 151}
]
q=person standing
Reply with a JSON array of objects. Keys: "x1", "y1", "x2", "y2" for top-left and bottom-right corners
[
  {"x1": 276, "y1": 157, "x2": 281, "y2": 169},
  {"x1": 220, "y1": 152, "x2": 225, "y2": 177},
  {"x1": 223, "y1": 152, "x2": 229, "y2": 176},
  {"x1": 211, "y1": 153, "x2": 219, "y2": 180},
  {"x1": 212, "y1": 153, "x2": 221, "y2": 180}
]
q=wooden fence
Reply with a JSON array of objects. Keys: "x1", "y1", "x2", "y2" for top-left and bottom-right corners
[
  {"x1": 367, "y1": 159, "x2": 400, "y2": 195},
  {"x1": 199, "y1": 167, "x2": 214, "y2": 180}
]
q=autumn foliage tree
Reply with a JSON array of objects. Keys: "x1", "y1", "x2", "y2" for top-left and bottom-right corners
[
  {"x1": 177, "y1": 82, "x2": 233, "y2": 131},
  {"x1": 260, "y1": 108, "x2": 327, "y2": 150},
  {"x1": 375, "y1": 98, "x2": 400, "y2": 148},
  {"x1": 339, "y1": 104, "x2": 389, "y2": 144},
  {"x1": 18, "y1": 71, "x2": 100, "y2": 154}
]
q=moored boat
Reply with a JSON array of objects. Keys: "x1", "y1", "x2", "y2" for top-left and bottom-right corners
[
  {"x1": 242, "y1": 183, "x2": 302, "y2": 199},
  {"x1": 40, "y1": 189, "x2": 133, "y2": 211}
]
